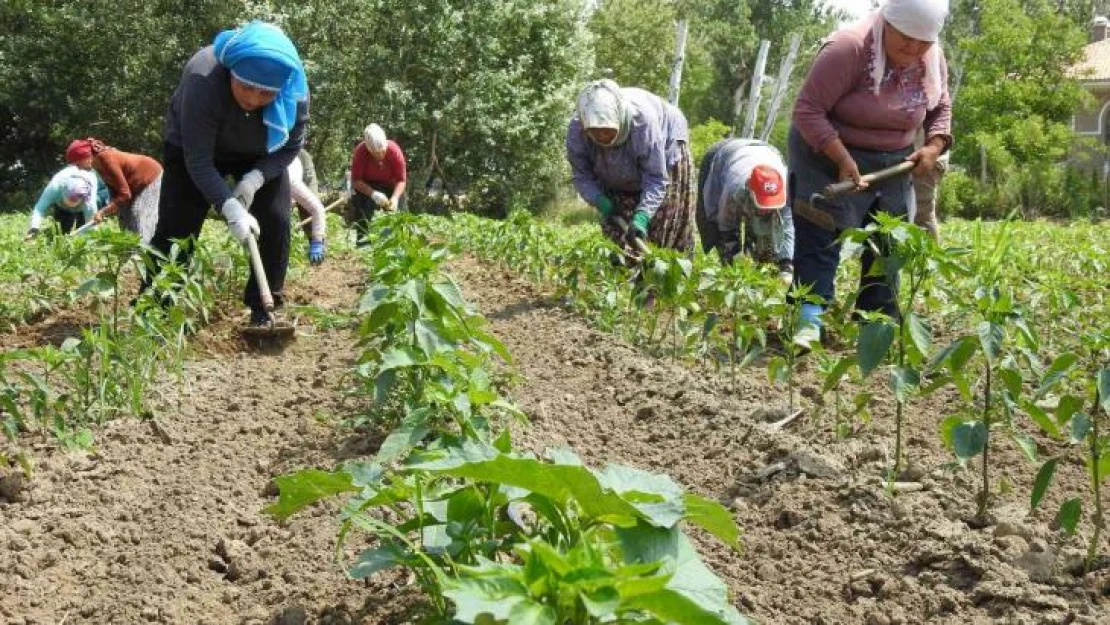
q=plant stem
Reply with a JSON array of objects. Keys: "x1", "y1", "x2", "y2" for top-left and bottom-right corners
[
  {"x1": 894, "y1": 318, "x2": 907, "y2": 476},
  {"x1": 979, "y1": 362, "x2": 993, "y2": 521},
  {"x1": 1087, "y1": 384, "x2": 1104, "y2": 573}
]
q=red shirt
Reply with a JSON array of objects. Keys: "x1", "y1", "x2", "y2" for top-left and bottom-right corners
[{"x1": 350, "y1": 140, "x2": 407, "y2": 187}]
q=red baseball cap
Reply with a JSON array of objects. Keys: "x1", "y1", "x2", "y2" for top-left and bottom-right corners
[{"x1": 748, "y1": 165, "x2": 787, "y2": 210}]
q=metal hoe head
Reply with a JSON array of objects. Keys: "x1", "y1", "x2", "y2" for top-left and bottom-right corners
[{"x1": 241, "y1": 309, "x2": 296, "y2": 350}]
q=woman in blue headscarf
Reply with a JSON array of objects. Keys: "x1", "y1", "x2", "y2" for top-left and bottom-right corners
[{"x1": 148, "y1": 21, "x2": 310, "y2": 325}]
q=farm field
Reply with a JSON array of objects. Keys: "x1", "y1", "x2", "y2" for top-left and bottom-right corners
[{"x1": 0, "y1": 211, "x2": 1108, "y2": 624}]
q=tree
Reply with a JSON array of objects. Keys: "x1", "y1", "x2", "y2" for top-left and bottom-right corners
[
  {"x1": 948, "y1": 0, "x2": 1090, "y2": 167},
  {"x1": 0, "y1": 0, "x2": 594, "y2": 215}
]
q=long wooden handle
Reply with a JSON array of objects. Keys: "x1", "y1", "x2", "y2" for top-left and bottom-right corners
[
  {"x1": 297, "y1": 197, "x2": 346, "y2": 228},
  {"x1": 245, "y1": 235, "x2": 274, "y2": 312},
  {"x1": 820, "y1": 160, "x2": 915, "y2": 198}
]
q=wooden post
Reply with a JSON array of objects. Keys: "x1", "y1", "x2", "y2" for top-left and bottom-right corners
[
  {"x1": 759, "y1": 33, "x2": 801, "y2": 142},
  {"x1": 668, "y1": 20, "x2": 689, "y2": 106},
  {"x1": 741, "y1": 40, "x2": 771, "y2": 139}
]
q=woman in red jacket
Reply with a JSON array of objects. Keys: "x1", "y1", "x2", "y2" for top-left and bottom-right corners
[
  {"x1": 349, "y1": 123, "x2": 406, "y2": 245},
  {"x1": 84, "y1": 138, "x2": 163, "y2": 243}
]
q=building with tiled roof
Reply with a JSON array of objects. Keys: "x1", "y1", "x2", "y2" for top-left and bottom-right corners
[{"x1": 1072, "y1": 17, "x2": 1110, "y2": 144}]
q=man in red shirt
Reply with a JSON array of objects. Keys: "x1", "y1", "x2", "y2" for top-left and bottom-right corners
[{"x1": 349, "y1": 123, "x2": 406, "y2": 245}]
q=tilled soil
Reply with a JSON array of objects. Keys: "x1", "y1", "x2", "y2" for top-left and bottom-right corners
[
  {"x1": 2, "y1": 246, "x2": 1109, "y2": 625},
  {"x1": 0, "y1": 255, "x2": 417, "y2": 625},
  {"x1": 447, "y1": 255, "x2": 1110, "y2": 625}
]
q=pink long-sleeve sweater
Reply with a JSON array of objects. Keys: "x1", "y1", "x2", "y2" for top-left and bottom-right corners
[{"x1": 792, "y1": 17, "x2": 952, "y2": 153}]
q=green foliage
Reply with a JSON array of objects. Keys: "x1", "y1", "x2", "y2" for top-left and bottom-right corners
[
  {"x1": 940, "y1": 0, "x2": 1095, "y2": 217},
  {"x1": 270, "y1": 215, "x2": 747, "y2": 623},
  {"x1": 0, "y1": 0, "x2": 593, "y2": 214},
  {"x1": 688, "y1": 119, "x2": 731, "y2": 164}
]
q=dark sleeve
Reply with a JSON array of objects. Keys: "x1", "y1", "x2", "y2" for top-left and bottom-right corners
[
  {"x1": 254, "y1": 96, "x2": 310, "y2": 182},
  {"x1": 178, "y1": 70, "x2": 235, "y2": 207}
]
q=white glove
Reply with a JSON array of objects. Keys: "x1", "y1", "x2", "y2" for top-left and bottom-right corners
[
  {"x1": 221, "y1": 198, "x2": 260, "y2": 242},
  {"x1": 232, "y1": 169, "x2": 265, "y2": 210},
  {"x1": 370, "y1": 190, "x2": 390, "y2": 209}
]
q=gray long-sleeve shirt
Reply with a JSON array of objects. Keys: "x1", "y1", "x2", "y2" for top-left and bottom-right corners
[
  {"x1": 163, "y1": 46, "x2": 309, "y2": 207},
  {"x1": 566, "y1": 88, "x2": 689, "y2": 218}
]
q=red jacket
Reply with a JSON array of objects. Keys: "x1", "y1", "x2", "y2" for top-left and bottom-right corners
[
  {"x1": 93, "y1": 149, "x2": 162, "y2": 212},
  {"x1": 350, "y1": 140, "x2": 407, "y2": 187}
]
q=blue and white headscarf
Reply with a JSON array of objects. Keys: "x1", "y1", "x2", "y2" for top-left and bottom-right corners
[{"x1": 214, "y1": 21, "x2": 308, "y2": 153}]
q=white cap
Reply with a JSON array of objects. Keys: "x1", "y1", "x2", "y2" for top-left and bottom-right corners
[{"x1": 363, "y1": 123, "x2": 387, "y2": 153}]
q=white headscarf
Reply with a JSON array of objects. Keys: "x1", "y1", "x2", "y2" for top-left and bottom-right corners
[
  {"x1": 363, "y1": 123, "x2": 387, "y2": 153},
  {"x1": 575, "y1": 79, "x2": 633, "y2": 147},
  {"x1": 870, "y1": 0, "x2": 949, "y2": 109}
]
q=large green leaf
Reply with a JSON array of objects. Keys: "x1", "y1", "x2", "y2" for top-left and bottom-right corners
[
  {"x1": 415, "y1": 319, "x2": 452, "y2": 357},
  {"x1": 375, "y1": 421, "x2": 431, "y2": 465},
  {"x1": 507, "y1": 601, "x2": 557, "y2": 625},
  {"x1": 997, "y1": 366, "x2": 1024, "y2": 401},
  {"x1": 1070, "y1": 412, "x2": 1092, "y2": 443},
  {"x1": 616, "y1": 525, "x2": 749, "y2": 625},
  {"x1": 822, "y1": 355, "x2": 856, "y2": 393},
  {"x1": 977, "y1": 321, "x2": 1004, "y2": 365},
  {"x1": 1037, "y1": 353, "x2": 1079, "y2": 398},
  {"x1": 906, "y1": 312, "x2": 931, "y2": 358},
  {"x1": 1022, "y1": 400, "x2": 1060, "y2": 438},
  {"x1": 857, "y1": 321, "x2": 895, "y2": 377},
  {"x1": 1055, "y1": 498, "x2": 1082, "y2": 535},
  {"x1": 951, "y1": 421, "x2": 988, "y2": 461},
  {"x1": 890, "y1": 365, "x2": 920, "y2": 403},
  {"x1": 265, "y1": 469, "x2": 357, "y2": 520},
  {"x1": 595, "y1": 464, "x2": 686, "y2": 528},
  {"x1": 408, "y1": 443, "x2": 646, "y2": 526},
  {"x1": 682, "y1": 494, "x2": 741, "y2": 550},
  {"x1": 444, "y1": 575, "x2": 527, "y2": 622},
  {"x1": 1011, "y1": 432, "x2": 1037, "y2": 462},
  {"x1": 349, "y1": 542, "x2": 408, "y2": 579},
  {"x1": 378, "y1": 348, "x2": 423, "y2": 371},
  {"x1": 1031, "y1": 459, "x2": 1057, "y2": 510}
]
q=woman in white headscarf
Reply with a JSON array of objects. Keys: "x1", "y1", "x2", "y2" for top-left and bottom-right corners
[
  {"x1": 566, "y1": 79, "x2": 694, "y2": 252},
  {"x1": 788, "y1": 0, "x2": 952, "y2": 345}
]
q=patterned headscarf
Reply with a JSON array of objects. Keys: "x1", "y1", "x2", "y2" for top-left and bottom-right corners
[
  {"x1": 576, "y1": 79, "x2": 633, "y2": 147},
  {"x1": 87, "y1": 137, "x2": 112, "y2": 156}
]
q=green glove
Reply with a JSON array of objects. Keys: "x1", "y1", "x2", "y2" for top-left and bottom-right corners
[
  {"x1": 595, "y1": 195, "x2": 614, "y2": 218},
  {"x1": 631, "y1": 209, "x2": 650, "y2": 236}
]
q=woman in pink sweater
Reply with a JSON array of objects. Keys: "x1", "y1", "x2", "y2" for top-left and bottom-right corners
[{"x1": 789, "y1": 0, "x2": 952, "y2": 344}]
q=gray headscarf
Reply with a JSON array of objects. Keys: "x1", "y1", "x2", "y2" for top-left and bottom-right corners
[{"x1": 576, "y1": 79, "x2": 633, "y2": 147}]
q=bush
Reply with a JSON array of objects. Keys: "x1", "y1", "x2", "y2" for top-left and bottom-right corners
[
  {"x1": 937, "y1": 165, "x2": 1105, "y2": 221},
  {"x1": 688, "y1": 119, "x2": 732, "y2": 165}
]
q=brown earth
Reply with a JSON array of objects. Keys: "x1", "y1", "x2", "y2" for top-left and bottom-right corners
[
  {"x1": 0, "y1": 255, "x2": 418, "y2": 625},
  {"x1": 1, "y1": 246, "x2": 1108, "y2": 625},
  {"x1": 447, "y1": 255, "x2": 1110, "y2": 625}
]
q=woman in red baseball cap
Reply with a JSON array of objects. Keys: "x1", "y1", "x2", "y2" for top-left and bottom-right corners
[{"x1": 696, "y1": 138, "x2": 794, "y2": 284}]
